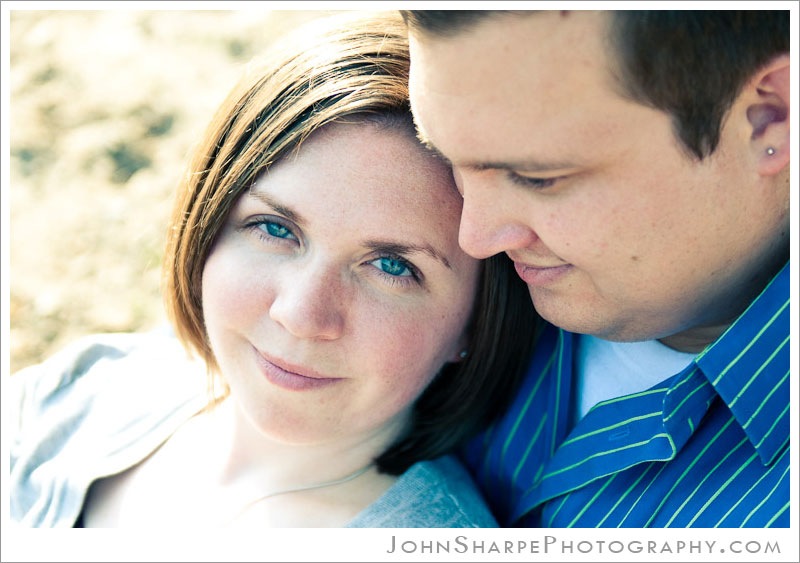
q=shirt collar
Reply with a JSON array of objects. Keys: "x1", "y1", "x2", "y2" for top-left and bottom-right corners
[{"x1": 695, "y1": 262, "x2": 790, "y2": 465}]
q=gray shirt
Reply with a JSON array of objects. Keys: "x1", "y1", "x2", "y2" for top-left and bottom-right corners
[{"x1": 9, "y1": 329, "x2": 497, "y2": 528}]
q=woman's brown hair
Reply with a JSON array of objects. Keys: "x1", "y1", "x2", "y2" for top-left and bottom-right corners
[{"x1": 163, "y1": 11, "x2": 539, "y2": 475}]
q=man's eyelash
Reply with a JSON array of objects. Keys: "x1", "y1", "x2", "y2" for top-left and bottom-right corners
[{"x1": 506, "y1": 172, "x2": 558, "y2": 189}]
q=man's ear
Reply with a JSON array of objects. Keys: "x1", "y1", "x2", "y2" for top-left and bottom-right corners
[{"x1": 744, "y1": 53, "x2": 790, "y2": 176}]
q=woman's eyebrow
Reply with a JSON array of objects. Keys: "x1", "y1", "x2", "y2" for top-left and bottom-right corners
[
  {"x1": 247, "y1": 189, "x2": 305, "y2": 226},
  {"x1": 363, "y1": 240, "x2": 452, "y2": 270}
]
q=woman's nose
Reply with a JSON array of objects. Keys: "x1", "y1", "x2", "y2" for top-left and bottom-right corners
[{"x1": 268, "y1": 263, "x2": 345, "y2": 341}]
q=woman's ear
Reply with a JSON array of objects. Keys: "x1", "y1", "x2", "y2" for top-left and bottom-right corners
[
  {"x1": 450, "y1": 333, "x2": 471, "y2": 363},
  {"x1": 744, "y1": 53, "x2": 790, "y2": 177},
  {"x1": 448, "y1": 344, "x2": 469, "y2": 363}
]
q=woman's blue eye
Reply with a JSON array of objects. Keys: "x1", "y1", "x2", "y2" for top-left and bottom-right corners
[
  {"x1": 373, "y1": 257, "x2": 412, "y2": 277},
  {"x1": 260, "y1": 221, "x2": 293, "y2": 239}
]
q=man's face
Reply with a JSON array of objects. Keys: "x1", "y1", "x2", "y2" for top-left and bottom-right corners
[{"x1": 408, "y1": 11, "x2": 788, "y2": 350}]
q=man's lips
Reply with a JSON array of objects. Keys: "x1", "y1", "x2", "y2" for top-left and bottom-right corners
[
  {"x1": 513, "y1": 261, "x2": 572, "y2": 286},
  {"x1": 254, "y1": 347, "x2": 341, "y2": 391}
]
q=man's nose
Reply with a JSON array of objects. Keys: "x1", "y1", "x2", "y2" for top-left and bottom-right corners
[{"x1": 457, "y1": 171, "x2": 539, "y2": 259}]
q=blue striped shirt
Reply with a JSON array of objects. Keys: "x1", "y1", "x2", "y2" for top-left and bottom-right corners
[{"x1": 463, "y1": 262, "x2": 790, "y2": 527}]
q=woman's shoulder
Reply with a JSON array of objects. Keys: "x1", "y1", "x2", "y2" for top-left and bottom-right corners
[
  {"x1": 346, "y1": 454, "x2": 498, "y2": 528},
  {"x1": 8, "y1": 328, "x2": 208, "y2": 527},
  {"x1": 11, "y1": 328, "x2": 202, "y2": 413},
  {"x1": 10, "y1": 327, "x2": 208, "y2": 454}
]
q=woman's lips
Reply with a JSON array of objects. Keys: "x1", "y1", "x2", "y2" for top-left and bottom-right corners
[
  {"x1": 254, "y1": 348, "x2": 341, "y2": 391},
  {"x1": 513, "y1": 261, "x2": 572, "y2": 286}
]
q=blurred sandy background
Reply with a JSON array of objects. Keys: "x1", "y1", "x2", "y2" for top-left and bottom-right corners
[{"x1": 8, "y1": 8, "x2": 341, "y2": 373}]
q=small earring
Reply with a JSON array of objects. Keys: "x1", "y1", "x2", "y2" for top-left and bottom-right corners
[
  {"x1": 459, "y1": 350, "x2": 468, "y2": 359},
  {"x1": 766, "y1": 147, "x2": 776, "y2": 156}
]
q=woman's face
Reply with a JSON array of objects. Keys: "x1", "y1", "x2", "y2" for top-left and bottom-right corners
[{"x1": 202, "y1": 121, "x2": 480, "y2": 446}]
